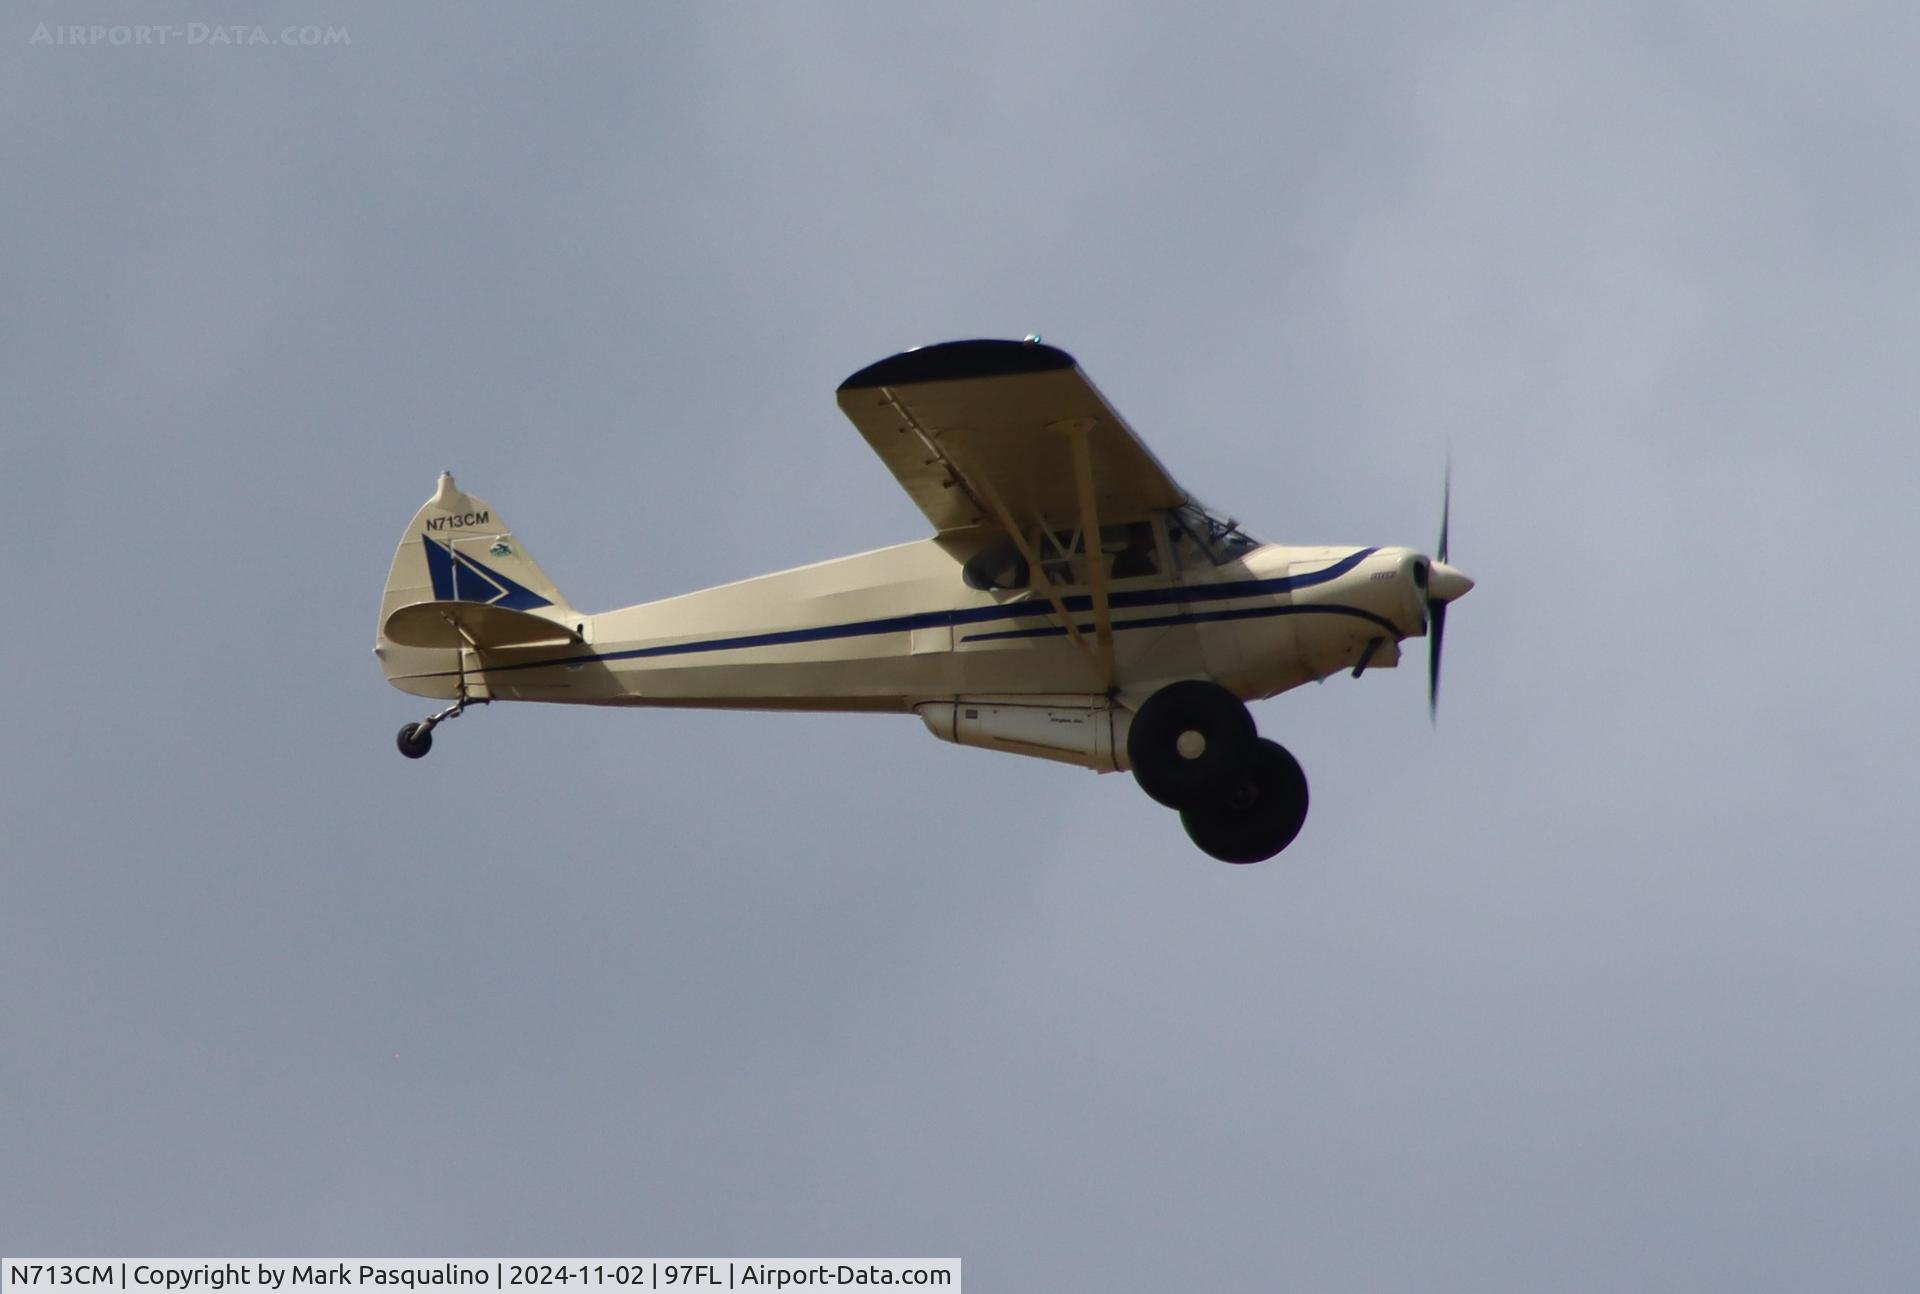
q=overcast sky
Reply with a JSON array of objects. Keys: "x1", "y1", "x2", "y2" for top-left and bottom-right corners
[{"x1": 5, "y1": 3, "x2": 1919, "y2": 1289}]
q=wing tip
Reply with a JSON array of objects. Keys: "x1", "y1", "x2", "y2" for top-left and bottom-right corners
[{"x1": 837, "y1": 338, "x2": 1077, "y2": 392}]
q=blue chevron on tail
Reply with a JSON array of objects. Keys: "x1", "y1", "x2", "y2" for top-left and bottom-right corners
[{"x1": 420, "y1": 535, "x2": 554, "y2": 610}]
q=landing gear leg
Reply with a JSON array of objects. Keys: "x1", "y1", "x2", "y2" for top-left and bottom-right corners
[{"x1": 395, "y1": 696, "x2": 486, "y2": 759}]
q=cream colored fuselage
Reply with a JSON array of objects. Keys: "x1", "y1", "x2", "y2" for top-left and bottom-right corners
[{"x1": 384, "y1": 537, "x2": 1431, "y2": 714}]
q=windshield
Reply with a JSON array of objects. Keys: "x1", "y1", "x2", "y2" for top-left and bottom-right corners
[{"x1": 1169, "y1": 503, "x2": 1263, "y2": 566}]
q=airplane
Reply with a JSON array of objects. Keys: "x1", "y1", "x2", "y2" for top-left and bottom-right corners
[{"x1": 373, "y1": 337, "x2": 1473, "y2": 863}]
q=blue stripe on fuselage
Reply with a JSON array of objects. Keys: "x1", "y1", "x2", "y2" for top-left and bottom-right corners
[
  {"x1": 960, "y1": 601, "x2": 1401, "y2": 643},
  {"x1": 438, "y1": 547, "x2": 1382, "y2": 677}
]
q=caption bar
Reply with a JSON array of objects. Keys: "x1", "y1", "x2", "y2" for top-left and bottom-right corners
[{"x1": 3, "y1": 1264, "x2": 959, "y2": 1293}]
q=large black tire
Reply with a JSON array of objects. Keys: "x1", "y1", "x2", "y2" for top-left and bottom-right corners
[
  {"x1": 1127, "y1": 680, "x2": 1257, "y2": 808},
  {"x1": 1179, "y1": 738, "x2": 1309, "y2": 864},
  {"x1": 396, "y1": 722, "x2": 433, "y2": 759}
]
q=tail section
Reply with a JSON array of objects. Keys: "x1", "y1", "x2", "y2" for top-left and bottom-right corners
[{"x1": 374, "y1": 472, "x2": 580, "y2": 698}]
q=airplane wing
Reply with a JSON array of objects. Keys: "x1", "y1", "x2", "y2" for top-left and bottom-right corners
[{"x1": 835, "y1": 339, "x2": 1189, "y2": 537}]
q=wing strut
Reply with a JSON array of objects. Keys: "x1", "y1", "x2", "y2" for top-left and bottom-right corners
[
  {"x1": 876, "y1": 383, "x2": 1112, "y2": 689},
  {"x1": 970, "y1": 470, "x2": 1112, "y2": 692},
  {"x1": 1059, "y1": 417, "x2": 1118, "y2": 690}
]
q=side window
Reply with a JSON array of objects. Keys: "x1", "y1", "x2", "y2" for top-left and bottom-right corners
[
  {"x1": 964, "y1": 518, "x2": 1179, "y2": 590},
  {"x1": 1167, "y1": 512, "x2": 1212, "y2": 569},
  {"x1": 1037, "y1": 528, "x2": 1080, "y2": 588},
  {"x1": 1102, "y1": 522, "x2": 1160, "y2": 579}
]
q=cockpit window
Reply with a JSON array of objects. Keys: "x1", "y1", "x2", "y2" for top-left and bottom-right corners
[
  {"x1": 1168, "y1": 503, "x2": 1262, "y2": 566},
  {"x1": 962, "y1": 521, "x2": 1162, "y2": 591},
  {"x1": 1036, "y1": 527, "x2": 1078, "y2": 588},
  {"x1": 1102, "y1": 522, "x2": 1160, "y2": 579}
]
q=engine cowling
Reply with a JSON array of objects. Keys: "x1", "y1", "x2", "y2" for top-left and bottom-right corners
[{"x1": 916, "y1": 699, "x2": 1134, "y2": 773}]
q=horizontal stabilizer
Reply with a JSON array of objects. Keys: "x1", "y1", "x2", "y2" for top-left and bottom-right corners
[{"x1": 382, "y1": 600, "x2": 583, "y2": 651}]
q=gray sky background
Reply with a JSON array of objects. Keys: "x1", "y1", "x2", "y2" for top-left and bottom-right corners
[{"x1": 5, "y1": 3, "x2": 1918, "y2": 1289}]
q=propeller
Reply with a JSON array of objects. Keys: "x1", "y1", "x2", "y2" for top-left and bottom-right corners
[
  {"x1": 1429, "y1": 466, "x2": 1449, "y2": 718},
  {"x1": 1424, "y1": 463, "x2": 1474, "y2": 720}
]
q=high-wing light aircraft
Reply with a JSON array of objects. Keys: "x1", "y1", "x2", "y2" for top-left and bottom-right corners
[{"x1": 374, "y1": 338, "x2": 1472, "y2": 862}]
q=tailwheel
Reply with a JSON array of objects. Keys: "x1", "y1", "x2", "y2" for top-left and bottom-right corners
[
  {"x1": 396, "y1": 722, "x2": 433, "y2": 759},
  {"x1": 1127, "y1": 680, "x2": 1257, "y2": 809},
  {"x1": 1179, "y1": 738, "x2": 1309, "y2": 864},
  {"x1": 392, "y1": 696, "x2": 484, "y2": 760}
]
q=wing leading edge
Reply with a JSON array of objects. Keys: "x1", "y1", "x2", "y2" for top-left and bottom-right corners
[{"x1": 835, "y1": 339, "x2": 1189, "y2": 538}]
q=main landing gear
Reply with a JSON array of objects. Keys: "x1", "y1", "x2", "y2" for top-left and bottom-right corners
[
  {"x1": 1127, "y1": 681, "x2": 1308, "y2": 864},
  {"x1": 394, "y1": 696, "x2": 486, "y2": 759}
]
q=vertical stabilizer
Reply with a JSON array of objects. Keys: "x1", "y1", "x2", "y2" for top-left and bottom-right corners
[{"x1": 373, "y1": 473, "x2": 577, "y2": 698}]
